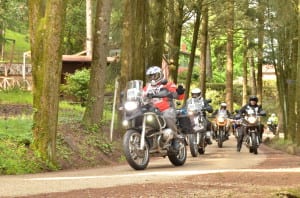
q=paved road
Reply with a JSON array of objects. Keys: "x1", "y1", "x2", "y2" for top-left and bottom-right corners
[{"x1": 0, "y1": 134, "x2": 298, "y2": 197}]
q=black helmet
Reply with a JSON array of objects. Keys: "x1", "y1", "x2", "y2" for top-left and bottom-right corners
[{"x1": 249, "y1": 95, "x2": 258, "y2": 102}]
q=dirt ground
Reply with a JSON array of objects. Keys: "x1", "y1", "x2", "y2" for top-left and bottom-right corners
[
  {"x1": 2, "y1": 104, "x2": 300, "y2": 198},
  {"x1": 19, "y1": 144, "x2": 300, "y2": 198}
]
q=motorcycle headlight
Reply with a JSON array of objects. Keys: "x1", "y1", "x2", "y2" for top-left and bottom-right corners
[
  {"x1": 122, "y1": 120, "x2": 129, "y2": 127},
  {"x1": 217, "y1": 117, "x2": 225, "y2": 122},
  {"x1": 247, "y1": 116, "x2": 256, "y2": 124},
  {"x1": 124, "y1": 101, "x2": 138, "y2": 111},
  {"x1": 146, "y1": 115, "x2": 154, "y2": 122},
  {"x1": 188, "y1": 111, "x2": 194, "y2": 116}
]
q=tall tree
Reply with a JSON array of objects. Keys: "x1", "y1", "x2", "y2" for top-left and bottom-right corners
[
  {"x1": 225, "y1": 0, "x2": 234, "y2": 112},
  {"x1": 148, "y1": 0, "x2": 167, "y2": 68},
  {"x1": 295, "y1": 0, "x2": 300, "y2": 145},
  {"x1": 184, "y1": 1, "x2": 202, "y2": 102},
  {"x1": 119, "y1": 0, "x2": 147, "y2": 89},
  {"x1": 268, "y1": 0, "x2": 298, "y2": 141},
  {"x1": 199, "y1": 2, "x2": 208, "y2": 98},
  {"x1": 167, "y1": 0, "x2": 184, "y2": 83},
  {"x1": 256, "y1": 0, "x2": 266, "y2": 103},
  {"x1": 86, "y1": 0, "x2": 92, "y2": 56},
  {"x1": 83, "y1": 0, "x2": 112, "y2": 127},
  {"x1": 28, "y1": 0, "x2": 67, "y2": 162},
  {"x1": 242, "y1": 35, "x2": 248, "y2": 105}
]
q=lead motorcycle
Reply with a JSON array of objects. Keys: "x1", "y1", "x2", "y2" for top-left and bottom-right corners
[
  {"x1": 185, "y1": 99, "x2": 212, "y2": 157},
  {"x1": 120, "y1": 80, "x2": 187, "y2": 170},
  {"x1": 238, "y1": 107, "x2": 266, "y2": 154}
]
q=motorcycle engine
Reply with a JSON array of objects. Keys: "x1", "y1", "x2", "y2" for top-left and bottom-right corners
[{"x1": 162, "y1": 128, "x2": 174, "y2": 141}]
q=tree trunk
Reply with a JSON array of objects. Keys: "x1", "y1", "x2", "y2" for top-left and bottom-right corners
[
  {"x1": 148, "y1": 0, "x2": 166, "y2": 67},
  {"x1": 86, "y1": 0, "x2": 93, "y2": 56},
  {"x1": 256, "y1": 0, "x2": 265, "y2": 103},
  {"x1": 167, "y1": 0, "x2": 184, "y2": 83},
  {"x1": 184, "y1": 5, "x2": 201, "y2": 103},
  {"x1": 132, "y1": 0, "x2": 147, "y2": 81},
  {"x1": 28, "y1": 0, "x2": 67, "y2": 162},
  {"x1": 119, "y1": 0, "x2": 147, "y2": 86},
  {"x1": 242, "y1": 36, "x2": 248, "y2": 106},
  {"x1": 225, "y1": 0, "x2": 234, "y2": 112},
  {"x1": 83, "y1": 0, "x2": 112, "y2": 127},
  {"x1": 199, "y1": 4, "x2": 208, "y2": 98},
  {"x1": 250, "y1": 56, "x2": 257, "y2": 95},
  {"x1": 295, "y1": 0, "x2": 300, "y2": 145}
]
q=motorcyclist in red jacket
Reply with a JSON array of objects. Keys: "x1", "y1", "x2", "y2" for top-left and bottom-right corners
[{"x1": 143, "y1": 66, "x2": 185, "y2": 140}]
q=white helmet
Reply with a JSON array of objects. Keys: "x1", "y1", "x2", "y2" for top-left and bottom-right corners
[
  {"x1": 271, "y1": 113, "x2": 276, "y2": 117},
  {"x1": 146, "y1": 66, "x2": 164, "y2": 86},
  {"x1": 191, "y1": 88, "x2": 201, "y2": 98},
  {"x1": 220, "y1": 102, "x2": 227, "y2": 109}
]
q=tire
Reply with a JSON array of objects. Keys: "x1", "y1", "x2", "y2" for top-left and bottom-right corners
[
  {"x1": 168, "y1": 139, "x2": 187, "y2": 166},
  {"x1": 251, "y1": 133, "x2": 258, "y2": 155},
  {"x1": 123, "y1": 130, "x2": 149, "y2": 170},
  {"x1": 218, "y1": 130, "x2": 223, "y2": 148},
  {"x1": 198, "y1": 147, "x2": 205, "y2": 154},
  {"x1": 188, "y1": 134, "x2": 198, "y2": 157}
]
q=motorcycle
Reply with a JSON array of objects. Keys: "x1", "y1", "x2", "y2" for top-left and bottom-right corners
[
  {"x1": 185, "y1": 99, "x2": 212, "y2": 157},
  {"x1": 267, "y1": 120, "x2": 277, "y2": 135},
  {"x1": 231, "y1": 110, "x2": 242, "y2": 138},
  {"x1": 213, "y1": 111, "x2": 230, "y2": 148},
  {"x1": 238, "y1": 107, "x2": 266, "y2": 154},
  {"x1": 121, "y1": 80, "x2": 187, "y2": 170}
]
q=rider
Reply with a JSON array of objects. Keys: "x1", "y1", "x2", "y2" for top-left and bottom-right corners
[
  {"x1": 212, "y1": 102, "x2": 231, "y2": 139},
  {"x1": 267, "y1": 113, "x2": 278, "y2": 131},
  {"x1": 237, "y1": 95, "x2": 266, "y2": 152},
  {"x1": 186, "y1": 88, "x2": 213, "y2": 144},
  {"x1": 144, "y1": 66, "x2": 185, "y2": 145}
]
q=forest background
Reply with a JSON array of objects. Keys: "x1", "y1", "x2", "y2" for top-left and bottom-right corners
[{"x1": 0, "y1": 0, "x2": 299, "y2": 174}]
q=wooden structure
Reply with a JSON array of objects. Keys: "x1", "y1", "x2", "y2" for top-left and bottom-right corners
[{"x1": 0, "y1": 50, "x2": 119, "y2": 90}]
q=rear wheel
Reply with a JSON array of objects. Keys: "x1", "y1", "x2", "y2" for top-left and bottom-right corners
[{"x1": 123, "y1": 130, "x2": 150, "y2": 170}]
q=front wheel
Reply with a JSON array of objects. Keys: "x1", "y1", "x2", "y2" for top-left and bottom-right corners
[
  {"x1": 188, "y1": 134, "x2": 198, "y2": 157},
  {"x1": 250, "y1": 132, "x2": 258, "y2": 155},
  {"x1": 168, "y1": 139, "x2": 187, "y2": 166},
  {"x1": 123, "y1": 130, "x2": 150, "y2": 170},
  {"x1": 217, "y1": 130, "x2": 223, "y2": 148}
]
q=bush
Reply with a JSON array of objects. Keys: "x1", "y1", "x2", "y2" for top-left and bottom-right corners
[{"x1": 61, "y1": 68, "x2": 90, "y2": 104}]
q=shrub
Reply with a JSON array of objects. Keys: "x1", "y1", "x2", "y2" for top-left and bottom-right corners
[{"x1": 61, "y1": 68, "x2": 90, "y2": 104}]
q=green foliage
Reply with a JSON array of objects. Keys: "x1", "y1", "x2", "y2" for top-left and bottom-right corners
[
  {"x1": 0, "y1": 89, "x2": 32, "y2": 104},
  {"x1": 0, "y1": 0, "x2": 28, "y2": 34},
  {"x1": 0, "y1": 138, "x2": 44, "y2": 175},
  {"x1": 0, "y1": 116, "x2": 32, "y2": 137},
  {"x1": 5, "y1": 29, "x2": 30, "y2": 52},
  {"x1": 0, "y1": 120, "x2": 45, "y2": 175},
  {"x1": 61, "y1": 68, "x2": 90, "y2": 104},
  {"x1": 63, "y1": 0, "x2": 86, "y2": 54},
  {"x1": 87, "y1": 134, "x2": 114, "y2": 155},
  {"x1": 58, "y1": 101, "x2": 85, "y2": 124}
]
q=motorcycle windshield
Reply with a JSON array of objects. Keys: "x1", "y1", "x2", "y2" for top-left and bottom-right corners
[
  {"x1": 218, "y1": 111, "x2": 227, "y2": 118},
  {"x1": 126, "y1": 80, "x2": 143, "y2": 101},
  {"x1": 187, "y1": 99, "x2": 203, "y2": 111}
]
